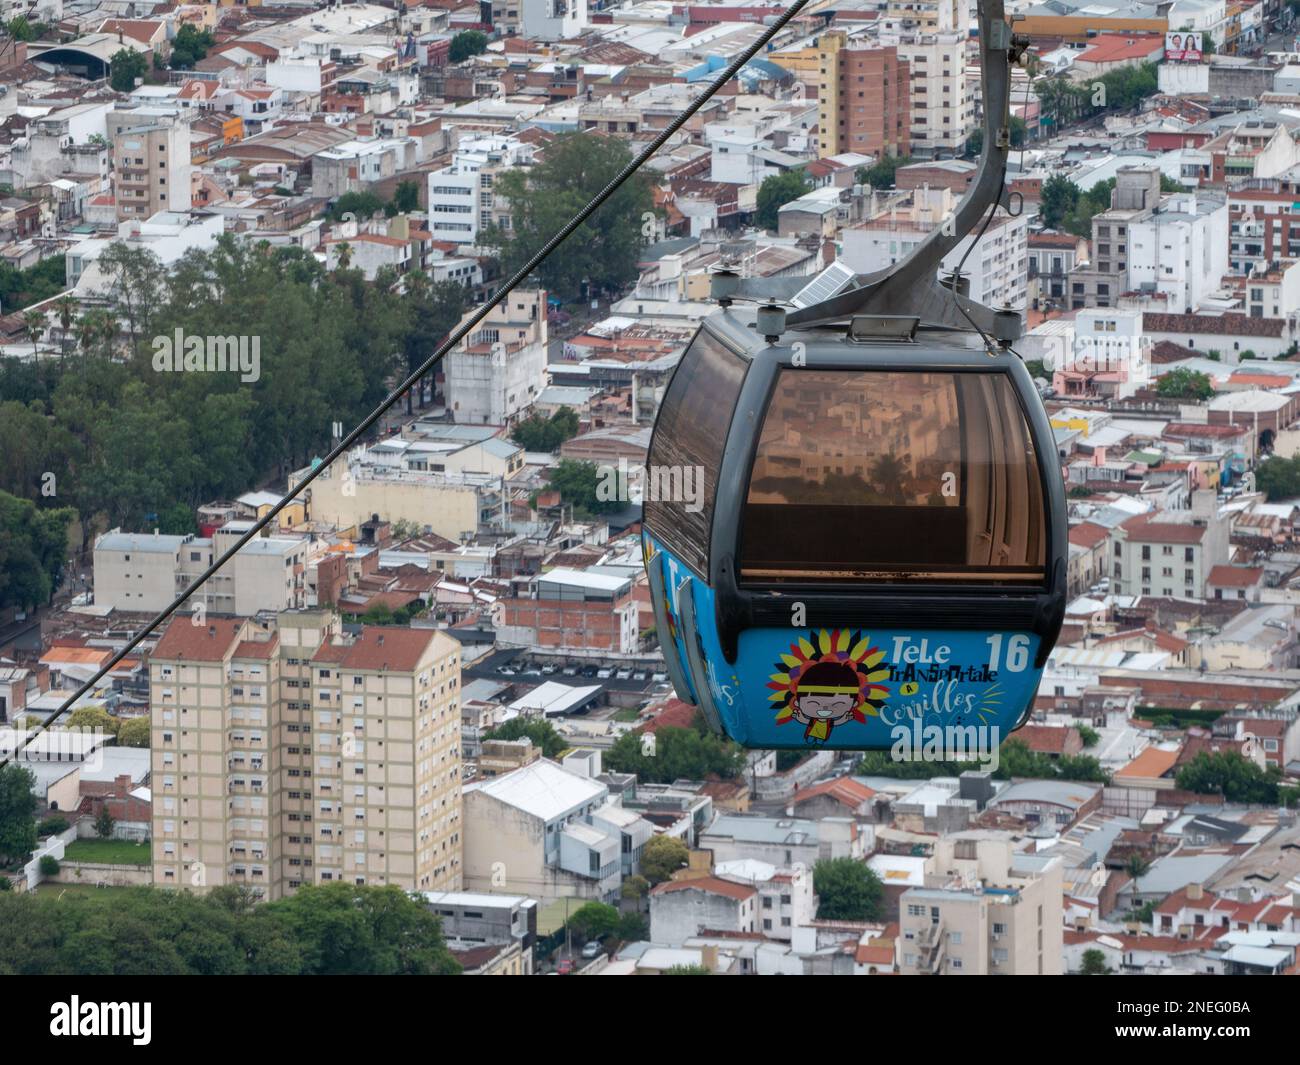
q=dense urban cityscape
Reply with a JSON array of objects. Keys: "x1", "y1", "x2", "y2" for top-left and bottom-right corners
[{"x1": 0, "y1": 0, "x2": 1299, "y2": 990}]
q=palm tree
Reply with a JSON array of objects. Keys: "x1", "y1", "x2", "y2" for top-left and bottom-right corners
[
  {"x1": 23, "y1": 309, "x2": 45, "y2": 358},
  {"x1": 1125, "y1": 853, "x2": 1151, "y2": 916},
  {"x1": 54, "y1": 295, "x2": 77, "y2": 361},
  {"x1": 77, "y1": 314, "x2": 99, "y2": 359},
  {"x1": 334, "y1": 242, "x2": 353, "y2": 270},
  {"x1": 870, "y1": 453, "x2": 911, "y2": 505},
  {"x1": 403, "y1": 270, "x2": 431, "y2": 414}
]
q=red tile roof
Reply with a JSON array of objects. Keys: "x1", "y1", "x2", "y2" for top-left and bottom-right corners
[
  {"x1": 312, "y1": 627, "x2": 445, "y2": 672},
  {"x1": 232, "y1": 634, "x2": 279, "y2": 660},
  {"x1": 1013, "y1": 724, "x2": 1077, "y2": 755},
  {"x1": 1120, "y1": 513, "x2": 1205, "y2": 544},
  {"x1": 1069, "y1": 521, "x2": 1109, "y2": 550},
  {"x1": 792, "y1": 777, "x2": 876, "y2": 808},
  {"x1": 1207, "y1": 565, "x2": 1264, "y2": 587},
  {"x1": 651, "y1": 876, "x2": 757, "y2": 902},
  {"x1": 153, "y1": 618, "x2": 245, "y2": 662},
  {"x1": 1075, "y1": 34, "x2": 1164, "y2": 65}
]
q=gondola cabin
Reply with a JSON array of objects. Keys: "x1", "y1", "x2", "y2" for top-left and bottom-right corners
[{"x1": 642, "y1": 308, "x2": 1067, "y2": 751}]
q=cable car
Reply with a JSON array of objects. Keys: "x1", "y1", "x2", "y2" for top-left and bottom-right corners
[{"x1": 642, "y1": 3, "x2": 1066, "y2": 751}]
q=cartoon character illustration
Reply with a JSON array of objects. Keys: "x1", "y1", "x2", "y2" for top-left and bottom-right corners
[{"x1": 768, "y1": 629, "x2": 891, "y2": 743}]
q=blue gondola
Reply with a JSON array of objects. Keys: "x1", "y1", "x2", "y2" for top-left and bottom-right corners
[{"x1": 642, "y1": 2, "x2": 1066, "y2": 751}]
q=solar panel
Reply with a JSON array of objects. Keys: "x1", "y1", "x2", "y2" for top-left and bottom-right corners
[{"x1": 790, "y1": 261, "x2": 857, "y2": 308}]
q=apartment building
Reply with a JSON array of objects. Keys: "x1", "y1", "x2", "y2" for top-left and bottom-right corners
[
  {"x1": 842, "y1": 189, "x2": 1027, "y2": 309},
  {"x1": 1027, "y1": 231, "x2": 1086, "y2": 308},
  {"x1": 520, "y1": 0, "x2": 588, "y2": 41},
  {"x1": 425, "y1": 136, "x2": 533, "y2": 246},
  {"x1": 151, "y1": 612, "x2": 463, "y2": 900},
  {"x1": 1127, "y1": 192, "x2": 1229, "y2": 314},
  {"x1": 112, "y1": 119, "x2": 191, "y2": 221},
  {"x1": 294, "y1": 457, "x2": 507, "y2": 543},
  {"x1": 462, "y1": 758, "x2": 654, "y2": 904},
  {"x1": 816, "y1": 34, "x2": 910, "y2": 159},
  {"x1": 94, "y1": 528, "x2": 308, "y2": 615},
  {"x1": 1227, "y1": 177, "x2": 1300, "y2": 275},
  {"x1": 445, "y1": 287, "x2": 550, "y2": 425},
  {"x1": 497, "y1": 567, "x2": 640, "y2": 654},
  {"x1": 1108, "y1": 490, "x2": 1231, "y2": 599},
  {"x1": 894, "y1": 33, "x2": 971, "y2": 158},
  {"x1": 313, "y1": 137, "x2": 420, "y2": 200},
  {"x1": 1069, "y1": 165, "x2": 1163, "y2": 309},
  {"x1": 898, "y1": 836, "x2": 1064, "y2": 975}
]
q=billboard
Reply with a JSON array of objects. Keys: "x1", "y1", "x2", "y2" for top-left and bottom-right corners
[{"x1": 1165, "y1": 31, "x2": 1204, "y2": 62}]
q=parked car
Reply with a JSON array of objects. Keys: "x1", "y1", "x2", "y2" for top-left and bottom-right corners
[
  {"x1": 596, "y1": 668, "x2": 612, "y2": 679},
  {"x1": 562, "y1": 666, "x2": 578, "y2": 676},
  {"x1": 614, "y1": 669, "x2": 631, "y2": 680},
  {"x1": 580, "y1": 941, "x2": 604, "y2": 960},
  {"x1": 557, "y1": 958, "x2": 574, "y2": 974}
]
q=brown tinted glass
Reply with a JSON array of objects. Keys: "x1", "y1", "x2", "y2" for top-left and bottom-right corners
[
  {"x1": 740, "y1": 369, "x2": 1047, "y2": 582},
  {"x1": 644, "y1": 328, "x2": 748, "y2": 575}
]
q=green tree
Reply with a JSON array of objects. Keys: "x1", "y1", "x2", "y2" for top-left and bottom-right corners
[
  {"x1": 1255, "y1": 455, "x2": 1300, "y2": 501},
  {"x1": 813, "y1": 857, "x2": 883, "y2": 920},
  {"x1": 116, "y1": 717, "x2": 151, "y2": 748},
  {"x1": 1080, "y1": 948, "x2": 1111, "y2": 975},
  {"x1": 1175, "y1": 750, "x2": 1289, "y2": 804},
  {"x1": 1077, "y1": 724, "x2": 1100, "y2": 748},
  {"x1": 755, "y1": 170, "x2": 810, "y2": 231},
  {"x1": 480, "y1": 132, "x2": 653, "y2": 300},
  {"x1": 621, "y1": 874, "x2": 650, "y2": 902},
  {"x1": 1156, "y1": 367, "x2": 1214, "y2": 402},
  {"x1": 544, "y1": 458, "x2": 622, "y2": 518},
  {"x1": 448, "y1": 29, "x2": 488, "y2": 63},
  {"x1": 37, "y1": 815, "x2": 69, "y2": 836},
  {"x1": 664, "y1": 963, "x2": 711, "y2": 974},
  {"x1": 0, "y1": 882, "x2": 458, "y2": 975},
  {"x1": 109, "y1": 48, "x2": 147, "y2": 92},
  {"x1": 168, "y1": 24, "x2": 215, "y2": 70},
  {"x1": 617, "y1": 911, "x2": 649, "y2": 941},
  {"x1": 856, "y1": 154, "x2": 912, "y2": 190},
  {"x1": 0, "y1": 765, "x2": 37, "y2": 868},
  {"x1": 1039, "y1": 174, "x2": 1080, "y2": 231},
  {"x1": 400, "y1": 273, "x2": 466, "y2": 413},
  {"x1": 483, "y1": 716, "x2": 567, "y2": 759},
  {"x1": 0, "y1": 255, "x2": 68, "y2": 312},
  {"x1": 328, "y1": 190, "x2": 385, "y2": 222},
  {"x1": 390, "y1": 179, "x2": 421, "y2": 215},
  {"x1": 511, "y1": 407, "x2": 580, "y2": 452},
  {"x1": 66, "y1": 705, "x2": 119, "y2": 739},
  {"x1": 38, "y1": 855, "x2": 59, "y2": 878},
  {"x1": 4, "y1": 15, "x2": 38, "y2": 41},
  {"x1": 604, "y1": 723, "x2": 745, "y2": 784},
  {"x1": 568, "y1": 901, "x2": 620, "y2": 942},
  {"x1": 0, "y1": 490, "x2": 74, "y2": 611},
  {"x1": 1125, "y1": 853, "x2": 1151, "y2": 901},
  {"x1": 640, "y1": 834, "x2": 689, "y2": 884},
  {"x1": 93, "y1": 808, "x2": 115, "y2": 840},
  {"x1": 262, "y1": 881, "x2": 460, "y2": 974}
]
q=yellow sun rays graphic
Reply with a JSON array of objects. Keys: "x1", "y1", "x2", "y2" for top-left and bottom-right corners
[{"x1": 767, "y1": 628, "x2": 891, "y2": 742}]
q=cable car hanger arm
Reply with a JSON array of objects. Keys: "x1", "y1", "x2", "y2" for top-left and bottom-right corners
[{"x1": 725, "y1": 0, "x2": 1029, "y2": 336}]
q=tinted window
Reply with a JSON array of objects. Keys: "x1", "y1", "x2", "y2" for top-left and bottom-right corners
[
  {"x1": 740, "y1": 369, "x2": 1046, "y2": 582},
  {"x1": 644, "y1": 328, "x2": 747, "y2": 575}
]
